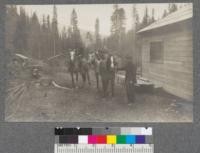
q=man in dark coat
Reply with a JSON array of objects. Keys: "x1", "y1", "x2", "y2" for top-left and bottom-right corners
[{"x1": 118, "y1": 55, "x2": 137, "y2": 103}]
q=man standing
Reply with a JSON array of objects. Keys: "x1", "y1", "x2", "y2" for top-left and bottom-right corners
[{"x1": 118, "y1": 55, "x2": 137, "y2": 104}]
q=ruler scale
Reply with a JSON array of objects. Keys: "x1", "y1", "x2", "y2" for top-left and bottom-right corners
[
  {"x1": 55, "y1": 127, "x2": 153, "y2": 153},
  {"x1": 55, "y1": 144, "x2": 153, "y2": 153}
]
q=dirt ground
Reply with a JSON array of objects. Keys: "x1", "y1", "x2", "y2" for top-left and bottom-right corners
[{"x1": 5, "y1": 69, "x2": 193, "y2": 122}]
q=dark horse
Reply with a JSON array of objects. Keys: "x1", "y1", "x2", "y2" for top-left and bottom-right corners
[
  {"x1": 89, "y1": 52, "x2": 101, "y2": 90},
  {"x1": 79, "y1": 55, "x2": 91, "y2": 87},
  {"x1": 99, "y1": 54, "x2": 117, "y2": 97},
  {"x1": 68, "y1": 50, "x2": 91, "y2": 88}
]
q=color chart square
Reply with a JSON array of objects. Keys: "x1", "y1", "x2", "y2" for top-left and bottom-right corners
[
  {"x1": 126, "y1": 135, "x2": 136, "y2": 144},
  {"x1": 78, "y1": 135, "x2": 88, "y2": 144},
  {"x1": 97, "y1": 135, "x2": 106, "y2": 144},
  {"x1": 107, "y1": 135, "x2": 116, "y2": 144},
  {"x1": 136, "y1": 135, "x2": 145, "y2": 144},
  {"x1": 117, "y1": 135, "x2": 126, "y2": 144},
  {"x1": 88, "y1": 135, "x2": 97, "y2": 144}
]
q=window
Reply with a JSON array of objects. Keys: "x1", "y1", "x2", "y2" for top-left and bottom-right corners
[{"x1": 150, "y1": 41, "x2": 164, "y2": 63}]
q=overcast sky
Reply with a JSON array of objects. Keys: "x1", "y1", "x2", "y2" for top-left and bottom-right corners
[{"x1": 15, "y1": 3, "x2": 191, "y2": 35}]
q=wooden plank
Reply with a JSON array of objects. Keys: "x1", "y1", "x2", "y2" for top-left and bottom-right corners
[
  {"x1": 164, "y1": 48, "x2": 193, "y2": 58},
  {"x1": 164, "y1": 56, "x2": 193, "y2": 63},
  {"x1": 143, "y1": 66, "x2": 193, "y2": 84},
  {"x1": 148, "y1": 66, "x2": 193, "y2": 81},
  {"x1": 148, "y1": 69, "x2": 193, "y2": 84},
  {"x1": 164, "y1": 44, "x2": 192, "y2": 51},
  {"x1": 148, "y1": 62, "x2": 193, "y2": 75},
  {"x1": 143, "y1": 31, "x2": 192, "y2": 43},
  {"x1": 146, "y1": 72, "x2": 193, "y2": 91}
]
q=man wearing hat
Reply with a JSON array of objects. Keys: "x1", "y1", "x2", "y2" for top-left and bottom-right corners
[{"x1": 118, "y1": 55, "x2": 137, "y2": 104}]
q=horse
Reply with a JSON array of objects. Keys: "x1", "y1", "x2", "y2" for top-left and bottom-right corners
[
  {"x1": 68, "y1": 50, "x2": 80, "y2": 88},
  {"x1": 99, "y1": 53, "x2": 117, "y2": 97},
  {"x1": 79, "y1": 55, "x2": 91, "y2": 87},
  {"x1": 89, "y1": 52, "x2": 101, "y2": 90}
]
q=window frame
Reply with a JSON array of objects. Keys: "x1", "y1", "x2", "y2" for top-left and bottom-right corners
[{"x1": 149, "y1": 41, "x2": 164, "y2": 64}]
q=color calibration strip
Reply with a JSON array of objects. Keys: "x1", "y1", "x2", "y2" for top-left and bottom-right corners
[
  {"x1": 58, "y1": 134, "x2": 150, "y2": 144},
  {"x1": 54, "y1": 127, "x2": 153, "y2": 153}
]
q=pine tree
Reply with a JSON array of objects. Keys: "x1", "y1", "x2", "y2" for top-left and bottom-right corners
[
  {"x1": 168, "y1": 3, "x2": 178, "y2": 13},
  {"x1": 27, "y1": 12, "x2": 41, "y2": 59},
  {"x1": 133, "y1": 5, "x2": 140, "y2": 30},
  {"x1": 162, "y1": 9, "x2": 168, "y2": 18},
  {"x1": 95, "y1": 18, "x2": 101, "y2": 50},
  {"x1": 41, "y1": 15, "x2": 48, "y2": 59},
  {"x1": 5, "y1": 5, "x2": 19, "y2": 53},
  {"x1": 61, "y1": 27, "x2": 68, "y2": 52},
  {"x1": 71, "y1": 9, "x2": 78, "y2": 33},
  {"x1": 46, "y1": 15, "x2": 53, "y2": 58},
  {"x1": 150, "y1": 8, "x2": 155, "y2": 24},
  {"x1": 111, "y1": 5, "x2": 126, "y2": 37},
  {"x1": 141, "y1": 6, "x2": 149, "y2": 28},
  {"x1": 110, "y1": 4, "x2": 126, "y2": 53},
  {"x1": 13, "y1": 7, "x2": 28, "y2": 55},
  {"x1": 70, "y1": 9, "x2": 83, "y2": 54},
  {"x1": 52, "y1": 5, "x2": 59, "y2": 56}
]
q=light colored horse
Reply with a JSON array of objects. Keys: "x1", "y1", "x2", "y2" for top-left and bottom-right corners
[{"x1": 68, "y1": 50, "x2": 80, "y2": 88}]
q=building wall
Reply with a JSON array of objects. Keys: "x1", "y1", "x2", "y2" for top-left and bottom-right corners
[{"x1": 140, "y1": 21, "x2": 193, "y2": 101}]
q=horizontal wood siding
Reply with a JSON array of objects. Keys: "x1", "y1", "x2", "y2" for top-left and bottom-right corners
[{"x1": 141, "y1": 28, "x2": 193, "y2": 101}]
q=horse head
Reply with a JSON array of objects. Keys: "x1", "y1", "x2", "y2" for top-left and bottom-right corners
[
  {"x1": 110, "y1": 55, "x2": 114, "y2": 68},
  {"x1": 107, "y1": 54, "x2": 117, "y2": 72},
  {"x1": 69, "y1": 50, "x2": 76, "y2": 61}
]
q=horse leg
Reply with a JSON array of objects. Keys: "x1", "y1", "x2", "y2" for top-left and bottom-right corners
[
  {"x1": 81, "y1": 72, "x2": 86, "y2": 88},
  {"x1": 105, "y1": 78, "x2": 109, "y2": 97},
  {"x1": 102, "y1": 77, "x2": 109, "y2": 97},
  {"x1": 74, "y1": 72, "x2": 78, "y2": 88},
  {"x1": 76, "y1": 72, "x2": 78, "y2": 82},
  {"x1": 87, "y1": 70, "x2": 91, "y2": 86},
  {"x1": 111, "y1": 75, "x2": 115, "y2": 97},
  {"x1": 101, "y1": 77, "x2": 106, "y2": 97},
  {"x1": 71, "y1": 72, "x2": 75, "y2": 88},
  {"x1": 96, "y1": 73, "x2": 99, "y2": 89}
]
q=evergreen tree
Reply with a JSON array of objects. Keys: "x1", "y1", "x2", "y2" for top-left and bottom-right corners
[
  {"x1": 111, "y1": 5, "x2": 126, "y2": 37},
  {"x1": 41, "y1": 15, "x2": 48, "y2": 59},
  {"x1": 52, "y1": 5, "x2": 59, "y2": 56},
  {"x1": 13, "y1": 7, "x2": 28, "y2": 55},
  {"x1": 150, "y1": 8, "x2": 155, "y2": 24},
  {"x1": 70, "y1": 9, "x2": 83, "y2": 54},
  {"x1": 5, "y1": 5, "x2": 19, "y2": 53},
  {"x1": 162, "y1": 9, "x2": 168, "y2": 18},
  {"x1": 141, "y1": 6, "x2": 149, "y2": 28},
  {"x1": 61, "y1": 27, "x2": 68, "y2": 52},
  {"x1": 71, "y1": 9, "x2": 78, "y2": 32},
  {"x1": 46, "y1": 15, "x2": 53, "y2": 58},
  {"x1": 168, "y1": 3, "x2": 178, "y2": 13},
  {"x1": 95, "y1": 18, "x2": 101, "y2": 49},
  {"x1": 110, "y1": 4, "x2": 126, "y2": 53},
  {"x1": 27, "y1": 12, "x2": 41, "y2": 59},
  {"x1": 132, "y1": 5, "x2": 140, "y2": 30},
  {"x1": 86, "y1": 32, "x2": 93, "y2": 42}
]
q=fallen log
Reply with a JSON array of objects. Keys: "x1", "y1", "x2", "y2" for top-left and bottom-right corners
[{"x1": 52, "y1": 81, "x2": 72, "y2": 90}]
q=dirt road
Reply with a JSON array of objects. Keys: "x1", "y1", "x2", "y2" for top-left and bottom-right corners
[{"x1": 5, "y1": 71, "x2": 193, "y2": 122}]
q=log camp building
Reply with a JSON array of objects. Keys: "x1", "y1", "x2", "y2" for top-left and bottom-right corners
[{"x1": 137, "y1": 5, "x2": 193, "y2": 101}]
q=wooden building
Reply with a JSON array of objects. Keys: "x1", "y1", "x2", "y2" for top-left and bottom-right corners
[{"x1": 137, "y1": 5, "x2": 193, "y2": 101}]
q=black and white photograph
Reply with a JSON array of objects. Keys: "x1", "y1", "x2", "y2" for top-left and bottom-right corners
[{"x1": 5, "y1": 3, "x2": 193, "y2": 122}]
